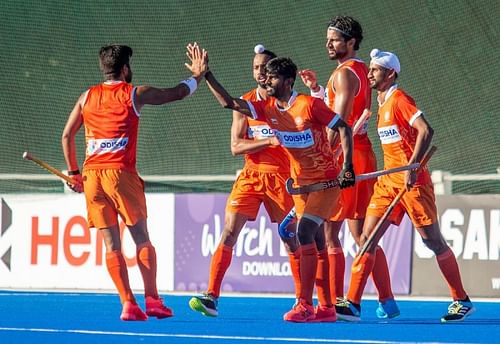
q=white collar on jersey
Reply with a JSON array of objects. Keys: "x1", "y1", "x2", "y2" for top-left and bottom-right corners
[
  {"x1": 103, "y1": 80, "x2": 126, "y2": 85},
  {"x1": 276, "y1": 90, "x2": 298, "y2": 111},
  {"x1": 378, "y1": 83, "x2": 398, "y2": 106}
]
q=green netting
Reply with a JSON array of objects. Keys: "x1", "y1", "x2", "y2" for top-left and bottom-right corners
[{"x1": 1, "y1": 0, "x2": 499, "y2": 193}]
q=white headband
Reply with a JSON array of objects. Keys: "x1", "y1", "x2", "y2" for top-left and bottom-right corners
[
  {"x1": 370, "y1": 48, "x2": 401, "y2": 73},
  {"x1": 327, "y1": 26, "x2": 352, "y2": 38}
]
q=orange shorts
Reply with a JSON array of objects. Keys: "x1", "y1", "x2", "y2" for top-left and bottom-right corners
[
  {"x1": 292, "y1": 187, "x2": 341, "y2": 221},
  {"x1": 330, "y1": 147, "x2": 377, "y2": 221},
  {"x1": 83, "y1": 169, "x2": 147, "y2": 228},
  {"x1": 366, "y1": 181, "x2": 438, "y2": 227},
  {"x1": 225, "y1": 167, "x2": 294, "y2": 223}
]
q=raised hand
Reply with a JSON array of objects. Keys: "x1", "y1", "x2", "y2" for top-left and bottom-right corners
[
  {"x1": 298, "y1": 69, "x2": 319, "y2": 91},
  {"x1": 185, "y1": 42, "x2": 208, "y2": 78}
]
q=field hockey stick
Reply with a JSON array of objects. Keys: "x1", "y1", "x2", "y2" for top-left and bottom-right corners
[
  {"x1": 22, "y1": 151, "x2": 75, "y2": 184},
  {"x1": 285, "y1": 163, "x2": 420, "y2": 195},
  {"x1": 357, "y1": 145, "x2": 437, "y2": 257},
  {"x1": 278, "y1": 109, "x2": 372, "y2": 238}
]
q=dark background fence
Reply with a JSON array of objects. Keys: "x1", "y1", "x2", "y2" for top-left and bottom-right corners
[{"x1": 1, "y1": 0, "x2": 498, "y2": 193}]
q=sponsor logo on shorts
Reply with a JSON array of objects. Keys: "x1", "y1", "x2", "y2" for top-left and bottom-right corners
[
  {"x1": 275, "y1": 129, "x2": 314, "y2": 148},
  {"x1": 378, "y1": 125, "x2": 401, "y2": 144},
  {"x1": 87, "y1": 137, "x2": 129, "y2": 155},
  {"x1": 230, "y1": 200, "x2": 239, "y2": 206},
  {"x1": 248, "y1": 125, "x2": 275, "y2": 139}
]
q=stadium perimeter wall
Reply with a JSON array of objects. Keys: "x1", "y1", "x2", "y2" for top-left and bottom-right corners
[{"x1": 1, "y1": 193, "x2": 498, "y2": 298}]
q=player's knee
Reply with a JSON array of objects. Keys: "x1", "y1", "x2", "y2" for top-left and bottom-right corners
[
  {"x1": 297, "y1": 217, "x2": 321, "y2": 245},
  {"x1": 220, "y1": 230, "x2": 239, "y2": 247},
  {"x1": 422, "y1": 238, "x2": 448, "y2": 255}
]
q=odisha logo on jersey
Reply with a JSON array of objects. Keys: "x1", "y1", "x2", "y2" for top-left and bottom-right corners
[
  {"x1": 378, "y1": 125, "x2": 401, "y2": 144},
  {"x1": 276, "y1": 129, "x2": 314, "y2": 148},
  {"x1": 379, "y1": 128, "x2": 398, "y2": 137},
  {"x1": 248, "y1": 125, "x2": 275, "y2": 138},
  {"x1": 87, "y1": 137, "x2": 129, "y2": 155},
  {"x1": 282, "y1": 132, "x2": 312, "y2": 142}
]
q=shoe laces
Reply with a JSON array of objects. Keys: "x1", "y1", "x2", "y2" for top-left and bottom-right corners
[
  {"x1": 447, "y1": 301, "x2": 469, "y2": 315},
  {"x1": 201, "y1": 293, "x2": 218, "y2": 306},
  {"x1": 336, "y1": 299, "x2": 351, "y2": 308}
]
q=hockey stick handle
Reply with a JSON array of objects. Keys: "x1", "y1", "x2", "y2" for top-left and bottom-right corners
[
  {"x1": 22, "y1": 151, "x2": 75, "y2": 184},
  {"x1": 286, "y1": 163, "x2": 420, "y2": 195},
  {"x1": 357, "y1": 145, "x2": 437, "y2": 257},
  {"x1": 279, "y1": 162, "x2": 420, "y2": 239}
]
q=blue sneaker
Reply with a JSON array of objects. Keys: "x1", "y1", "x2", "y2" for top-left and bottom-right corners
[
  {"x1": 441, "y1": 299, "x2": 475, "y2": 323},
  {"x1": 376, "y1": 298, "x2": 400, "y2": 319},
  {"x1": 335, "y1": 299, "x2": 361, "y2": 322},
  {"x1": 189, "y1": 293, "x2": 218, "y2": 317}
]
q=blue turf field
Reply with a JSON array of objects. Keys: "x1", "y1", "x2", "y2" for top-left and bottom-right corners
[{"x1": 0, "y1": 291, "x2": 498, "y2": 344}]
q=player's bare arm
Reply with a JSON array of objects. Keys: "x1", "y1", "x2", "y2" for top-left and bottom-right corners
[
  {"x1": 203, "y1": 70, "x2": 253, "y2": 117},
  {"x1": 331, "y1": 119, "x2": 355, "y2": 188},
  {"x1": 404, "y1": 114, "x2": 434, "y2": 189},
  {"x1": 327, "y1": 68, "x2": 359, "y2": 146},
  {"x1": 230, "y1": 111, "x2": 278, "y2": 156},
  {"x1": 134, "y1": 43, "x2": 208, "y2": 110},
  {"x1": 61, "y1": 92, "x2": 85, "y2": 193}
]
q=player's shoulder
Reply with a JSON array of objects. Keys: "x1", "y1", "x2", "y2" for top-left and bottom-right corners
[
  {"x1": 392, "y1": 88, "x2": 416, "y2": 104},
  {"x1": 241, "y1": 88, "x2": 258, "y2": 101}
]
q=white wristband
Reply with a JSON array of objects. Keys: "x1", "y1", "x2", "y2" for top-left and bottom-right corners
[
  {"x1": 310, "y1": 84, "x2": 325, "y2": 100},
  {"x1": 180, "y1": 77, "x2": 198, "y2": 96}
]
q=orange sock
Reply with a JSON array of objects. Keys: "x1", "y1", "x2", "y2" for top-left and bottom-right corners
[
  {"x1": 106, "y1": 250, "x2": 135, "y2": 304},
  {"x1": 136, "y1": 242, "x2": 159, "y2": 299},
  {"x1": 347, "y1": 252, "x2": 376, "y2": 305},
  {"x1": 288, "y1": 247, "x2": 301, "y2": 299},
  {"x1": 299, "y1": 243, "x2": 318, "y2": 305},
  {"x1": 315, "y1": 249, "x2": 332, "y2": 307},
  {"x1": 328, "y1": 246, "x2": 344, "y2": 301},
  {"x1": 207, "y1": 244, "x2": 233, "y2": 298},
  {"x1": 371, "y1": 246, "x2": 394, "y2": 302},
  {"x1": 436, "y1": 248, "x2": 467, "y2": 300}
]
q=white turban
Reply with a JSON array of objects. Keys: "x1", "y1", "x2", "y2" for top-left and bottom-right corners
[{"x1": 370, "y1": 49, "x2": 401, "y2": 73}]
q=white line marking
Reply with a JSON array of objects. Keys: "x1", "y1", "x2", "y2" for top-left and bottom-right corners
[{"x1": 0, "y1": 327, "x2": 478, "y2": 344}]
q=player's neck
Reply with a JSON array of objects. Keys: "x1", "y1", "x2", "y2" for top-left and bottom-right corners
[
  {"x1": 256, "y1": 86, "x2": 268, "y2": 100},
  {"x1": 337, "y1": 52, "x2": 356, "y2": 65},
  {"x1": 276, "y1": 89, "x2": 295, "y2": 110}
]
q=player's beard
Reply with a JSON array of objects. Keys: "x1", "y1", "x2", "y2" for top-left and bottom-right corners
[
  {"x1": 328, "y1": 48, "x2": 347, "y2": 61},
  {"x1": 266, "y1": 85, "x2": 277, "y2": 97}
]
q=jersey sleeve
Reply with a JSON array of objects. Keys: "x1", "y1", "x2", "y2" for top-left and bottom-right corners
[
  {"x1": 395, "y1": 93, "x2": 423, "y2": 127},
  {"x1": 247, "y1": 100, "x2": 266, "y2": 121},
  {"x1": 312, "y1": 97, "x2": 340, "y2": 129}
]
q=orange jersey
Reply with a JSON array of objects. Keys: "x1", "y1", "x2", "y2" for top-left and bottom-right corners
[
  {"x1": 249, "y1": 92, "x2": 340, "y2": 185},
  {"x1": 241, "y1": 89, "x2": 290, "y2": 173},
  {"x1": 326, "y1": 58, "x2": 372, "y2": 149},
  {"x1": 376, "y1": 85, "x2": 432, "y2": 186},
  {"x1": 82, "y1": 81, "x2": 139, "y2": 171}
]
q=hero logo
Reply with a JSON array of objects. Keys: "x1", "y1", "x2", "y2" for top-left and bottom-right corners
[
  {"x1": 378, "y1": 125, "x2": 401, "y2": 144},
  {"x1": 415, "y1": 208, "x2": 500, "y2": 260},
  {"x1": 248, "y1": 125, "x2": 275, "y2": 139},
  {"x1": 87, "y1": 137, "x2": 129, "y2": 155},
  {"x1": 276, "y1": 129, "x2": 314, "y2": 148}
]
